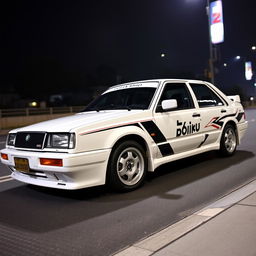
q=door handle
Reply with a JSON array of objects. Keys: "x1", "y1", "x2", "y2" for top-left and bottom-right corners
[
  {"x1": 192, "y1": 113, "x2": 201, "y2": 117},
  {"x1": 221, "y1": 109, "x2": 227, "y2": 113}
]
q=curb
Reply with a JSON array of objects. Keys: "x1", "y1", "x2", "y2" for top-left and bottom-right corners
[{"x1": 113, "y1": 179, "x2": 256, "y2": 256}]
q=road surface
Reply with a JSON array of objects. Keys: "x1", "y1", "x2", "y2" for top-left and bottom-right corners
[{"x1": 0, "y1": 109, "x2": 255, "y2": 256}]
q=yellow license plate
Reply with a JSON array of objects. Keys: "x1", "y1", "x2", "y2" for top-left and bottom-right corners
[{"x1": 14, "y1": 157, "x2": 30, "y2": 173}]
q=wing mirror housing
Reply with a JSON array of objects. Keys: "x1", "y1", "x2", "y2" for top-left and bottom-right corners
[{"x1": 161, "y1": 99, "x2": 178, "y2": 111}]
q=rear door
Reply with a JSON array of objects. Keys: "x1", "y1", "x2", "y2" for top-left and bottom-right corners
[{"x1": 187, "y1": 82, "x2": 230, "y2": 147}]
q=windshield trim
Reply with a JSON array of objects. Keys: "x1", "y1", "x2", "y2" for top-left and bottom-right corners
[{"x1": 104, "y1": 81, "x2": 159, "y2": 94}]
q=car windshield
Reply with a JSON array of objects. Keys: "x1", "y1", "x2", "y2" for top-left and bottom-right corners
[{"x1": 84, "y1": 87, "x2": 156, "y2": 111}]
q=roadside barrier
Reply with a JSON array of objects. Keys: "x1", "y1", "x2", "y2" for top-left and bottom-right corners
[
  {"x1": 0, "y1": 106, "x2": 84, "y2": 130},
  {"x1": 0, "y1": 106, "x2": 84, "y2": 118}
]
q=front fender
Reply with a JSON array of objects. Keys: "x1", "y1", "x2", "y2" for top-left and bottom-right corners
[
  {"x1": 76, "y1": 124, "x2": 155, "y2": 172},
  {"x1": 106, "y1": 125, "x2": 155, "y2": 172}
]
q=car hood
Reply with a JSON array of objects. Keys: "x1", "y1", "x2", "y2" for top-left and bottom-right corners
[{"x1": 12, "y1": 110, "x2": 152, "y2": 133}]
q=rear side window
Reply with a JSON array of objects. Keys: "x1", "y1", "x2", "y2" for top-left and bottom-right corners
[{"x1": 190, "y1": 83, "x2": 224, "y2": 107}]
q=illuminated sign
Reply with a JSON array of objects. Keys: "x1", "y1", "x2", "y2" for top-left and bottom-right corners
[
  {"x1": 210, "y1": 0, "x2": 224, "y2": 44},
  {"x1": 245, "y1": 62, "x2": 253, "y2": 80}
]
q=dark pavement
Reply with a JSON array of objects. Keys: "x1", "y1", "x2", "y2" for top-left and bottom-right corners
[{"x1": 0, "y1": 109, "x2": 255, "y2": 256}]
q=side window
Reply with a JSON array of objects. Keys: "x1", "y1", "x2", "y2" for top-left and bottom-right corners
[
  {"x1": 190, "y1": 83, "x2": 224, "y2": 108},
  {"x1": 158, "y1": 83, "x2": 194, "y2": 111}
]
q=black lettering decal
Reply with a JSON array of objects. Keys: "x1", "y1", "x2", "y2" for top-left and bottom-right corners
[
  {"x1": 177, "y1": 128, "x2": 181, "y2": 137},
  {"x1": 192, "y1": 124, "x2": 196, "y2": 133},
  {"x1": 176, "y1": 120, "x2": 201, "y2": 137},
  {"x1": 196, "y1": 123, "x2": 200, "y2": 132},
  {"x1": 182, "y1": 122, "x2": 187, "y2": 135}
]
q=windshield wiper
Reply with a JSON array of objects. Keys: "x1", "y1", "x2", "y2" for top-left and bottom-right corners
[{"x1": 86, "y1": 105, "x2": 133, "y2": 112}]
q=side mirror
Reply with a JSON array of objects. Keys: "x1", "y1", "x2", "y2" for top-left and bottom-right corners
[{"x1": 161, "y1": 99, "x2": 178, "y2": 111}]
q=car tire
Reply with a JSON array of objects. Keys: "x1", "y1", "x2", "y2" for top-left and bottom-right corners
[
  {"x1": 107, "y1": 140, "x2": 147, "y2": 192},
  {"x1": 219, "y1": 124, "x2": 237, "y2": 157}
]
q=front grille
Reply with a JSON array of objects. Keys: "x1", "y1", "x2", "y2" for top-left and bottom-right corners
[{"x1": 15, "y1": 132, "x2": 46, "y2": 149}]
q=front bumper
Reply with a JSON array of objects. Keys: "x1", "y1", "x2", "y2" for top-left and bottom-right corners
[{"x1": 0, "y1": 148, "x2": 111, "y2": 190}]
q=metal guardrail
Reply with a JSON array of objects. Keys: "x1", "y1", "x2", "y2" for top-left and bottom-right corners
[{"x1": 0, "y1": 106, "x2": 85, "y2": 118}]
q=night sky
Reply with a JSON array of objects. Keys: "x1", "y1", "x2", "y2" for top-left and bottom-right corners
[{"x1": 1, "y1": 0, "x2": 256, "y2": 102}]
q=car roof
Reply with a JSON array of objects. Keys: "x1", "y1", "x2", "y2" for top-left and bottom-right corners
[{"x1": 107, "y1": 79, "x2": 207, "y2": 90}]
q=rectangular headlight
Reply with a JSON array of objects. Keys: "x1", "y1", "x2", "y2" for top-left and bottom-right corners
[
  {"x1": 46, "y1": 133, "x2": 75, "y2": 149},
  {"x1": 7, "y1": 133, "x2": 16, "y2": 146}
]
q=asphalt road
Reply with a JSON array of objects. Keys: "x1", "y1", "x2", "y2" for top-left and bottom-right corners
[{"x1": 0, "y1": 109, "x2": 255, "y2": 256}]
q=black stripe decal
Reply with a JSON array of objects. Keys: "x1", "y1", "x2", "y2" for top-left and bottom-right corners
[
  {"x1": 236, "y1": 112, "x2": 244, "y2": 122},
  {"x1": 218, "y1": 112, "x2": 237, "y2": 121},
  {"x1": 141, "y1": 121, "x2": 166, "y2": 143},
  {"x1": 158, "y1": 143, "x2": 174, "y2": 156},
  {"x1": 210, "y1": 112, "x2": 239, "y2": 128},
  {"x1": 198, "y1": 134, "x2": 209, "y2": 148},
  {"x1": 141, "y1": 121, "x2": 174, "y2": 156}
]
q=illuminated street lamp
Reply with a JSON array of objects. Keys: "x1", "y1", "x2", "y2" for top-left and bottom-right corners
[
  {"x1": 233, "y1": 55, "x2": 253, "y2": 81},
  {"x1": 245, "y1": 61, "x2": 253, "y2": 81},
  {"x1": 207, "y1": 0, "x2": 224, "y2": 84},
  {"x1": 187, "y1": 0, "x2": 224, "y2": 84},
  {"x1": 206, "y1": 0, "x2": 214, "y2": 84},
  {"x1": 209, "y1": 0, "x2": 224, "y2": 45},
  {"x1": 29, "y1": 101, "x2": 38, "y2": 107},
  {"x1": 252, "y1": 46, "x2": 256, "y2": 51}
]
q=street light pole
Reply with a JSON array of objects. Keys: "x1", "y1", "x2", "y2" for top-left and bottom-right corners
[{"x1": 206, "y1": 0, "x2": 215, "y2": 84}]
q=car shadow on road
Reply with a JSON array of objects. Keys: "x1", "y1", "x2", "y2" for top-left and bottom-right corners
[{"x1": 0, "y1": 150, "x2": 254, "y2": 233}]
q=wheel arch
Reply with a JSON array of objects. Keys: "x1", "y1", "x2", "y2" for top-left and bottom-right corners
[
  {"x1": 218, "y1": 120, "x2": 238, "y2": 157},
  {"x1": 223, "y1": 120, "x2": 239, "y2": 142},
  {"x1": 108, "y1": 134, "x2": 154, "y2": 173}
]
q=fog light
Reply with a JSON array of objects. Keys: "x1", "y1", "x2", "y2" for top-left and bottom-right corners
[
  {"x1": 1, "y1": 153, "x2": 8, "y2": 160},
  {"x1": 40, "y1": 158, "x2": 63, "y2": 167}
]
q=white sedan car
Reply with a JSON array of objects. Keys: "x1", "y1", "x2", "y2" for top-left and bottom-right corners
[{"x1": 0, "y1": 79, "x2": 248, "y2": 191}]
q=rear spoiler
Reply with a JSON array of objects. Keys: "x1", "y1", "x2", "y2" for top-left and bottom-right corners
[{"x1": 227, "y1": 95, "x2": 241, "y2": 103}]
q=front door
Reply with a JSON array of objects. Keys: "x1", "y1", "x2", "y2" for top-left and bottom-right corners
[{"x1": 153, "y1": 82, "x2": 204, "y2": 157}]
